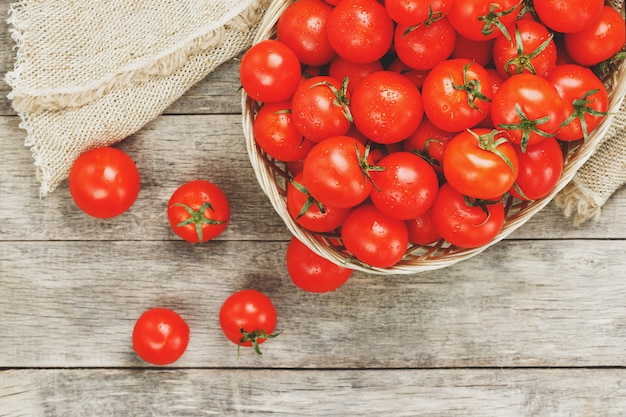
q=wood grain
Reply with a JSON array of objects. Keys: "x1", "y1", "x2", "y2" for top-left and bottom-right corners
[{"x1": 2, "y1": 368, "x2": 626, "y2": 417}]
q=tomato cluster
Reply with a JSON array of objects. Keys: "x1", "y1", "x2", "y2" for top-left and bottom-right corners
[{"x1": 242, "y1": 0, "x2": 625, "y2": 268}]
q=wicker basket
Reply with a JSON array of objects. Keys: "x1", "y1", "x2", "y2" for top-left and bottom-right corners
[{"x1": 243, "y1": 0, "x2": 626, "y2": 274}]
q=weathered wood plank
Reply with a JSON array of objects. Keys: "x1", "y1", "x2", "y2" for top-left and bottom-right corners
[
  {"x1": 1, "y1": 239, "x2": 625, "y2": 368},
  {"x1": 2, "y1": 114, "x2": 626, "y2": 242},
  {"x1": 2, "y1": 368, "x2": 626, "y2": 417}
]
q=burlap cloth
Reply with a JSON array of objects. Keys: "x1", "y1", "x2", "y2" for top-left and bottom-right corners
[{"x1": 4, "y1": 0, "x2": 626, "y2": 225}]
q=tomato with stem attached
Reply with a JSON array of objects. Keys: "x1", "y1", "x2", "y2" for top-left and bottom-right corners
[
  {"x1": 509, "y1": 136, "x2": 564, "y2": 201},
  {"x1": 167, "y1": 180, "x2": 230, "y2": 243}
]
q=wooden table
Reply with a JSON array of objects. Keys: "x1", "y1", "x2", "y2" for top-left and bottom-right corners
[{"x1": 2, "y1": 2, "x2": 626, "y2": 415}]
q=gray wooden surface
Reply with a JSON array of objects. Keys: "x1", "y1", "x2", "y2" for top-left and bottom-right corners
[{"x1": 2, "y1": 1, "x2": 626, "y2": 415}]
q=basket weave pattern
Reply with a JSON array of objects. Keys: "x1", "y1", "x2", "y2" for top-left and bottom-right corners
[{"x1": 243, "y1": 0, "x2": 626, "y2": 274}]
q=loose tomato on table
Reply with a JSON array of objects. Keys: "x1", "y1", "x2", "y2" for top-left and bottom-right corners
[
  {"x1": 443, "y1": 128, "x2": 519, "y2": 200},
  {"x1": 351, "y1": 70, "x2": 424, "y2": 144},
  {"x1": 490, "y1": 73, "x2": 565, "y2": 152},
  {"x1": 68, "y1": 146, "x2": 140, "y2": 219},
  {"x1": 369, "y1": 151, "x2": 439, "y2": 220},
  {"x1": 547, "y1": 64, "x2": 609, "y2": 142},
  {"x1": 421, "y1": 58, "x2": 493, "y2": 132},
  {"x1": 239, "y1": 39, "x2": 301, "y2": 103},
  {"x1": 219, "y1": 290, "x2": 279, "y2": 355},
  {"x1": 167, "y1": 180, "x2": 230, "y2": 243},
  {"x1": 276, "y1": 0, "x2": 336, "y2": 66},
  {"x1": 341, "y1": 203, "x2": 409, "y2": 268},
  {"x1": 286, "y1": 237, "x2": 353, "y2": 293},
  {"x1": 132, "y1": 307, "x2": 190, "y2": 366},
  {"x1": 253, "y1": 101, "x2": 314, "y2": 162},
  {"x1": 431, "y1": 183, "x2": 505, "y2": 249}
]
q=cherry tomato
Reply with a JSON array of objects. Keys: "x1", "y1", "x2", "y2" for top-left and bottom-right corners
[
  {"x1": 239, "y1": 39, "x2": 301, "y2": 103},
  {"x1": 327, "y1": 0, "x2": 394, "y2": 64},
  {"x1": 450, "y1": 33, "x2": 495, "y2": 68},
  {"x1": 405, "y1": 208, "x2": 442, "y2": 246},
  {"x1": 167, "y1": 180, "x2": 230, "y2": 243},
  {"x1": 443, "y1": 128, "x2": 519, "y2": 200},
  {"x1": 253, "y1": 101, "x2": 314, "y2": 162},
  {"x1": 132, "y1": 308, "x2": 190, "y2": 365},
  {"x1": 68, "y1": 147, "x2": 140, "y2": 219},
  {"x1": 431, "y1": 183, "x2": 505, "y2": 249},
  {"x1": 534, "y1": 0, "x2": 604, "y2": 34},
  {"x1": 341, "y1": 203, "x2": 409, "y2": 268},
  {"x1": 564, "y1": 6, "x2": 626, "y2": 67},
  {"x1": 509, "y1": 137, "x2": 564, "y2": 201},
  {"x1": 369, "y1": 151, "x2": 439, "y2": 220},
  {"x1": 447, "y1": 0, "x2": 522, "y2": 42},
  {"x1": 385, "y1": 0, "x2": 454, "y2": 26},
  {"x1": 286, "y1": 173, "x2": 351, "y2": 232},
  {"x1": 291, "y1": 75, "x2": 352, "y2": 143},
  {"x1": 286, "y1": 237, "x2": 353, "y2": 293},
  {"x1": 387, "y1": 57, "x2": 430, "y2": 89},
  {"x1": 421, "y1": 58, "x2": 493, "y2": 132},
  {"x1": 219, "y1": 290, "x2": 279, "y2": 354},
  {"x1": 491, "y1": 73, "x2": 565, "y2": 152},
  {"x1": 402, "y1": 115, "x2": 455, "y2": 174},
  {"x1": 276, "y1": 0, "x2": 336, "y2": 66},
  {"x1": 394, "y1": 17, "x2": 457, "y2": 71},
  {"x1": 351, "y1": 70, "x2": 424, "y2": 144},
  {"x1": 548, "y1": 64, "x2": 609, "y2": 142},
  {"x1": 328, "y1": 56, "x2": 383, "y2": 95},
  {"x1": 493, "y1": 19, "x2": 557, "y2": 79},
  {"x1": 302, "y1": 136, "x2": 377, "y2": 208}
]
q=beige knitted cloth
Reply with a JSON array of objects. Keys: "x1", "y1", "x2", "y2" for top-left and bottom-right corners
[
  {"x1": 6, "y1": 0, "x2": 270, "y2": 196},
  {"x1": 4, "y1": 0, "x2": 625, "y2": 225}
]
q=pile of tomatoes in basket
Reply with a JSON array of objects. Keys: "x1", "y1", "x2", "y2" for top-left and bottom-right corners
[{"x1": 241, "y1": 0, "x2": 625, "y2": 268}]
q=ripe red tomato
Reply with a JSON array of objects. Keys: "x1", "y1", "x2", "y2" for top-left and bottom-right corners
[
  {"x1": 492, "y1": 19, "x2": 557, "y2": 79},
  {"x1": 253, "y1": 101, "x2": 314, "y2": 162},
  {"x1": 219, "y1": 290, "x2": 279, "y2": 354},
  {"x1": 341, "y1": 203, "x2": 409, "y2": 268},
  {"x1": 351, "y1": 70, "x2": 424, "y2": 144},
  {"x1": 509, "y1": 137, "x2": 564, "y2": 201},
  {"x1": 431, "y1": 183, "x2": 505, "y2": 249},
  {"x1": 564, "y1": 6, "x2": 626, "y2": 67},
  {"x1": 443, "y1": 128, "x2": 519, "y2": 200},
  {"x1": 302, "y1": 136, "x2": 376, "y2": 208},
  {"x1": 450, "y1": 33, "x2": 495, "y2": 69},
  {"x1": 491, "y1": 73, "x2": 565, "y2": 152},
  {"x1": 387, "y1": 57, "x2": 430, "y2": 89},
  {"x1": 421, "y1": 58, "x2": 493, "y2": 132},
  {"x1": 239, "y1": 39, "x2": 301, "y2": 103},
  {"x1": 401, "y1": 115, "x2": 455, "y2": 173},
  {"x1": 286, "y1": 173, "x2": 351, "y2": 232},
  {"x1": 405, "y1": 208, "x2": 442, "y2": 246},
  {"x1": 446, "y1": 0, "x2": 522, "y2": 41},
  {"x1": 547, "y1": 64, "x2": 609, "y2": 142},
  {"x1": 534, "y1": 0, "x2": 604, "y2": 34},
  {"x1": 328, "y1": 56, "x2": 383, "y2": 95},
  {"x1": 394, "y1": 17, "x2": 457, "y2": 71},
  {"x1": 327, "y1": 0, "x2": 394, "y2": 64},
  {"x1": 167, "y1": 180, "x2": 230, "y2": 243},
  {"x1": 276, "y1": 0, "x2": 336, "y2": 66},
  {"x1": 291, "y1": 75, "x2": 352, "y2": 143},
  {"x1": 385, "y1": 0, "x2": 454, "y2": 26},
  {"x1": 132, "y1": 308, "x2": 190, "y2": 365},
  {"x1": 286, "y1": 237, "x2": 353, "y2": 292},
  {"x1": 369, "y1": 151, "x2": 439, "y2": 220},
  {"x1": 68, "y1": 147, "x2": 140, "y2": 219}
]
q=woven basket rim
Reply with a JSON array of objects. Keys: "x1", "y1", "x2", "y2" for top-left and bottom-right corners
[{"x1": 243, "y1": 0, "x2": 626, "y2": 275}]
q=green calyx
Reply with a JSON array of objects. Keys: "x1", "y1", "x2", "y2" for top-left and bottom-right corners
[
  {"x1": 238, "y1": 327, "x2": 282, "y2": 356},
  {"x1": 452, "y1": 62, "x2": 492, "y2": 111},
  {"x1": 468, "y1": 128, "x2": 517, "y2": 175},
  {"x1": 504, "y1": 25, "x2": 554, "y2": 76},
  {"x1": 356, "y1": 143, "x2": 385, "y2": 193},
  {"x1": 173, "y1": 202, "x2": 224, "y2": 243},
  {"x1": 478, "y1": 2, "x2": 521, "y2": 42},
  {"x1": 309, "y1": 77, "x2": 353, "y2": 123},
  {"x1": 560, "y1": 89, "x2": 608, "y2": 142},
  {"x1": 497, "y1": 103, "x2": 554, "y2": 152},
  {"x1": 290, "y1": 179, "x2": 326, "y2": 219}
]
